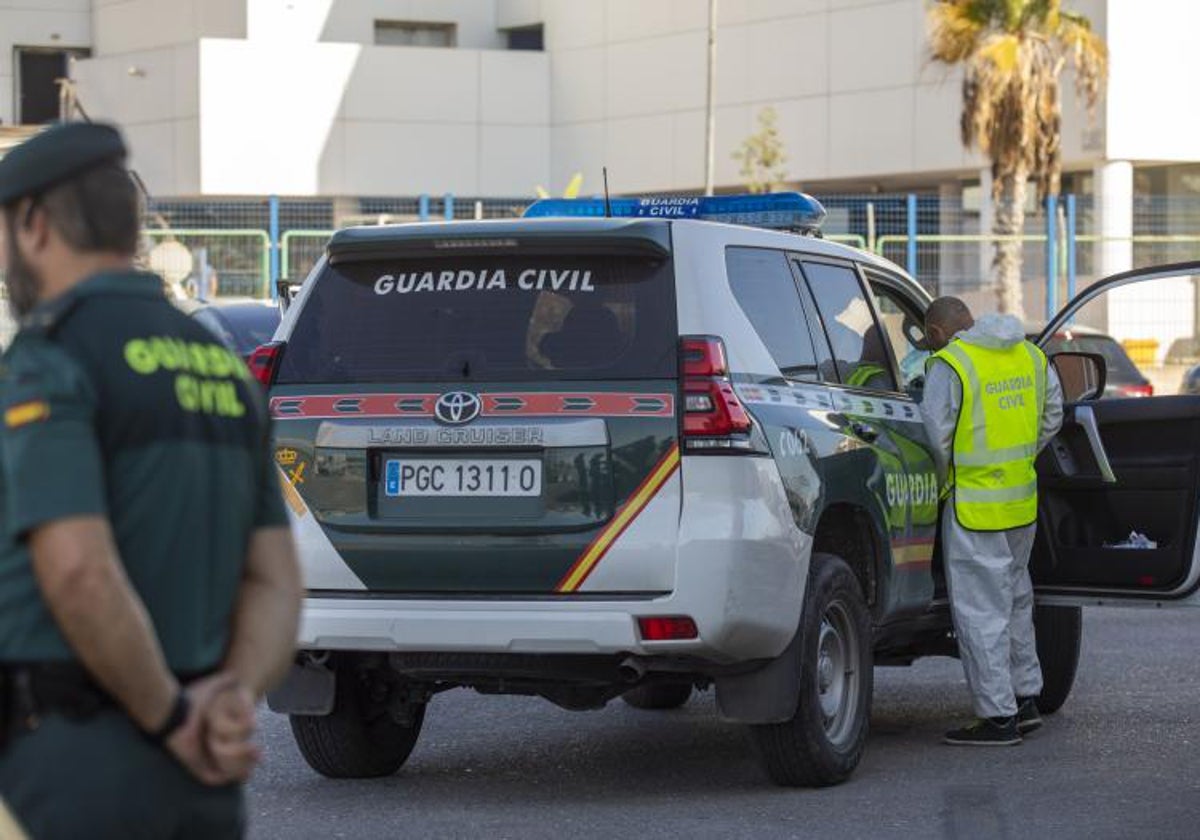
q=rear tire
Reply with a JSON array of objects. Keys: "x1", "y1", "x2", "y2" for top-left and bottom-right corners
[
  {"x1": 1033, "y1": 604, "x2": 1082, "y2": 714},
  {"x1": 750, "y1": 553, "x2": 873, "y2": 787},
  {"x1": 622, "y1": 682, "x2": 693, "y2": 710},
  {"x1": 290, "y1": 665, "x2": 426, "y2": 778}
]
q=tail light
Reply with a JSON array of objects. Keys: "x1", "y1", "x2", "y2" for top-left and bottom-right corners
[
  {"x1": 248, "y1": 341, "x2": 286, "y2": 387},
  {"x1": 638, "y1": 616, "x2": 699, "y2": 641},
  {"x1": 680, "y1": 336, "x2": 753, "y2": 450},
  {"x1": 1118, "y1": 383, "x2": 1153, "y2": 398}
]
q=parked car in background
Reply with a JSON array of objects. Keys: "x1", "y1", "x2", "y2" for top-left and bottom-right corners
[
  {"x1": 1038, "y1": 325, "x2": 1153, "y2": 398},
  {"x1": 1179, "y1": 364, "x2": 1200, "y2": 395},
  {"x1": 186, "y1": 299, "x2": 282, "y2": 361}
]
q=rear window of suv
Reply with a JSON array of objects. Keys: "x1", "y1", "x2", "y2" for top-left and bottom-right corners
[{"x1": 276, "y1": 255, "x2": 677, "y2": 383}]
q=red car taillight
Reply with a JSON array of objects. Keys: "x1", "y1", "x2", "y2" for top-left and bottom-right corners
[
  {"x1": 637, "y1": 616, "x2": 699, "y2": 641},
  {"x1": 1119, "y1": 383, "x2": 1153, "y2": 398},
  {"x1": 247, "y1": 341, "x2": 285, "y2": 387},
  {"x1": 679, "y1": 336, "x2": 753, "y2": 450}
]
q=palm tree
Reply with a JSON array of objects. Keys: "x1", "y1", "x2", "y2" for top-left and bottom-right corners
[{"x1": 929, "y1": 0, "x2": 1106, "y2": 316}]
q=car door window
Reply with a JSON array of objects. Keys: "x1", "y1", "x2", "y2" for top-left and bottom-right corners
[
  {"x1": 799, "y1": 261, "x2": 897, "y2": 391},
  {"x1": 865, "y1": 275, "x2": 928, "y2": 391},
  {"x1": 726, "y1": 247, "x2": 820, "y2": 380},
  {"x1": 1041, "y1": 274, "x2": 1183, "y2": 399}
]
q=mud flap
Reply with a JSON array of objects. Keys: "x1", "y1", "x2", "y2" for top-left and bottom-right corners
[
  {"x1": 266, "y1": 660, "x2": 336, "y2": 716},
  {"x1": 714, "y1": 623, "x2": 802, "y2": 724}
]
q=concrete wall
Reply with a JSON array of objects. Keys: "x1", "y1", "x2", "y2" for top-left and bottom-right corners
[
  {"x1": 0, "y1": 0, "x2": 92, "y2": 125},
  {"x1": 496, "y1": 0, "x2": 543, "y2": 31},
  {"x1": 71, "y1": 42, "x2": 200, "y2": 194},
  {"x1": 92, "y1": 0, "x2": 244, "y2": 54},
  {"x1": 54, "y1": 0, "x2": 1139, "y2": 200},
  {"x1": 70, "y1": 0, "x2": 546, "y2": 196},
  {"x1": 247, "y1": 0, "x2": 505, "y2": 48},
  {"x1": 196, "y1": 39, "x2": 548, "y2": 196},
  {"x1": 321, "y1": 0, "x2": 504, "y2": 49},
  {"x1": 543, "y1": 0, "x2": 1112, "y2": 194}
]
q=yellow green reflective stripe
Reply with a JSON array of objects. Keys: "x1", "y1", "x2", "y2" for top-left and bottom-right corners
[
  {"x1": 942, "y1": 341, "x2": 988, "y2": 454},
  {"x1": 955, "y1": 480, "x2": 1039, "y2": 504},
  {"x1": 954, "y1": 442, "x2": 1037, "y2": 467}
]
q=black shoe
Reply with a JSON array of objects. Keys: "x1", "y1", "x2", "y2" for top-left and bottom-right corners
[
  {"x1": 1016, "y1": 697, "x2": 1043, "y2": 734},
  {"x1": 944, "y1": 716, "x2": 1021, "y2": 746}
]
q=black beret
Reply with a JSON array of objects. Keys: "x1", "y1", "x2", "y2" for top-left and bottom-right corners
[{"x1": 0, "y1": 121, "x2": 127, "y2": 206}]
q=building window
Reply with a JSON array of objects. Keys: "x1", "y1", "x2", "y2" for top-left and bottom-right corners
[
  {"x1": 374, "y1": 21, "x2": 456, "y2": 48},
  {"x1": 15, "y1": 47, "x2": 89, "y2": 126},
  {"x1": 505, "y1": 25, "x2": 544, "y2": 51}
]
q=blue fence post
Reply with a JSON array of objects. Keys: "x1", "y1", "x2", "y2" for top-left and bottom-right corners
[
  {"x1": 905, "y1": 193, "x2": 918, "y2": 279},
  {"x1": 418, "y1": 193, "x2": 430, "y2": 221},
  {"x1": 1045, "y1": 194, "x2": 1058, "y2": 321},
  {"x1": 444, "y1": 193, "x2": 455, "y2": 221},
  {"x1": 1065, "y1": 193, "x2": 1077, "y2": 302},
  {"x1": 268, "y1": 194, "x2": 280, "y2": 300}
]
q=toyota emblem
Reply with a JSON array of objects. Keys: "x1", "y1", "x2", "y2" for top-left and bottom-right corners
[{"x1": 434, "y1": 391, "x2": 482, "y2": 425}]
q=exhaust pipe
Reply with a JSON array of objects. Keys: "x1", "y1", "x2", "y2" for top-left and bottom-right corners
[{"x1": 618, "y1": 657, "x2": 646, "y2": 684}]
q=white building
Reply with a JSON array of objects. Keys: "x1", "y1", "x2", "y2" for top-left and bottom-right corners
[
  {"x1": 2, "y1": 1, "x2": 1194, "y2": 202},
  {"x1": 1, "y1": 0, "x2": 1198, "y2": 336}
]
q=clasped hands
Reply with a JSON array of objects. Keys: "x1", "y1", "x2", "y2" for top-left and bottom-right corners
[{"x1": 164, "y1": 672, "x2": 260, "y2": 786}]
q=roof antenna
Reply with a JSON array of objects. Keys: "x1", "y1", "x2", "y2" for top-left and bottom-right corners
[{"x1": 602, "y1": 167, "x2": 612, "y2": 218}]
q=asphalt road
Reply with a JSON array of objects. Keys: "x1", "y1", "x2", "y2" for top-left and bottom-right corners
[{"x1": 247, "y1": 608, "x2": 1200, "y2": 840}]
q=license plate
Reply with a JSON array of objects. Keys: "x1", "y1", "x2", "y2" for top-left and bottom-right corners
[{"x1": 383, "y1": 459, "x2": 542, "y2": 497}]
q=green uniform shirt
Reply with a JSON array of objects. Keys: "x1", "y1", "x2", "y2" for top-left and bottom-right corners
[{"x1": 0, "y1": 270, "x2": 287, "y2": 673}]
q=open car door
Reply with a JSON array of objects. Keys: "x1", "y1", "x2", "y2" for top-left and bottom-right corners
[{"x1": 1033, "y1": 260, "x2": 1200, "y2": 606}]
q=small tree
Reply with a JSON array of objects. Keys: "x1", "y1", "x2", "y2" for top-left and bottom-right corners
[{"x1": 733, "y1": 107, "x2": 788, "y2": 194}]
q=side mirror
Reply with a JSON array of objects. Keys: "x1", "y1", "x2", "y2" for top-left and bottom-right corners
[
  {"x1": 275, "y1": 279, "x2": 301, "y2": 313},
  {"x1": 1050, "y1": 351, "x2": 1107, "y2": 402},
  {"x1": 902, "y1": 316, "x2": 928, "y2": 351}
]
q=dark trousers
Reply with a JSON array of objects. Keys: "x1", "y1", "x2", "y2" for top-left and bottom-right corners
[{"x1": 0, "y1": 710, "x2": 243, "y2": 840}]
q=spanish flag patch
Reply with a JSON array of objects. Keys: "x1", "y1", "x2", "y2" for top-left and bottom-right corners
[{"x1": 4, "y1": 400, "x2": 50, "y2": 428}]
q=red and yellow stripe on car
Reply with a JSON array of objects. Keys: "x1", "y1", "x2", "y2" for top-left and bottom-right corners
[
  {"x1": 556, "y1": 443, "x2": 681, "y2": 592},
  {"x1": 891, "y1": 537, "x2": 934, "y2": 568}
]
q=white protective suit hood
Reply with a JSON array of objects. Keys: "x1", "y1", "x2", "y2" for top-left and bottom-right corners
[{"x1": 956, "y1": 312, "x2": 1025, "y2": 350}]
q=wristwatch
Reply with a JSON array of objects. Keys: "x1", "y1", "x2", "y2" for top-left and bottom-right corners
[{"x1": 148, "y1": 692, "x2": 190, "y2": 743}]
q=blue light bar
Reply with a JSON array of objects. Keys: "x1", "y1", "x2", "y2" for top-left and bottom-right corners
[{"x1": 522, "y1": 191, "x2": 827, "y2": 234}]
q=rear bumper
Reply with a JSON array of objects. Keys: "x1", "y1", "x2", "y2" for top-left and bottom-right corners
[
  {"x1": 298, "y1": 582, "x2": 800, "y2": 665},
  {"x1": 296, "y1": 457, "x2": 812, "y2": 665},
  {"x1": 300, "y1": 597, "x2": 676, "y2": 655}
]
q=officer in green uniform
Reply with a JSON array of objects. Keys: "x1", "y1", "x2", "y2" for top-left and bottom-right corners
[{"x1": 0, "y1": 123, "x2": 302, "y2": 838}]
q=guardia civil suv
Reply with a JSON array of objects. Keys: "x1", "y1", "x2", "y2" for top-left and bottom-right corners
[{"x1": 258, "y1": 194, "x2": 1200, "y2": 787}]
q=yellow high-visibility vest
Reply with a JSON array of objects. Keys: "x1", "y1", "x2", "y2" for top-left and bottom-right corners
[{"x1": 929, "y1": 338, "x2": 1046, "y2": 531}]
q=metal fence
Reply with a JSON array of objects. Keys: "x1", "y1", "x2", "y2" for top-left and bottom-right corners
[
  {"x1": 128, "y1": 192, "x2": 1200, "y2": 323},
  {"x1": 0, "y1": 188, "x2": 1193, "y2": 400},
  {"x1": 0, "y1": 190, "x2": 1196, "y2": 386},
  {"x1": 143, "y1": 229, "x2": 269, "y2": 298},
  {"x1": 140, "y1": 194, "x2": 532, "y2": 299}
]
